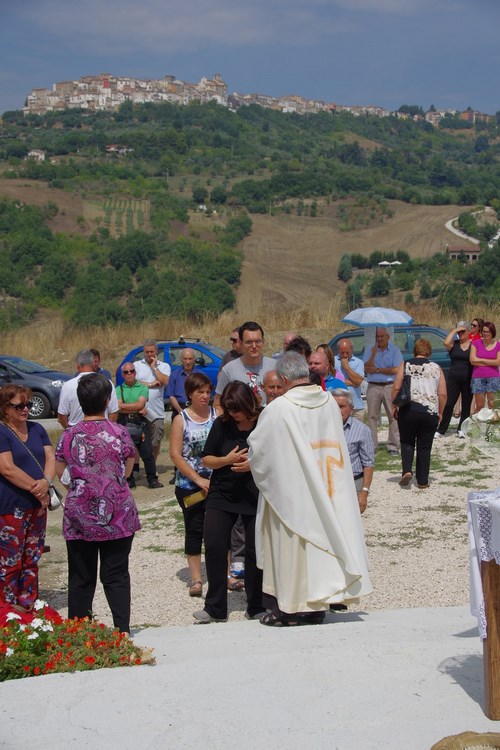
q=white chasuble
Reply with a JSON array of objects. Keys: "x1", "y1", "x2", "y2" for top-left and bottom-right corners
[{"x1": 248, "y1": 385, "x2": 372, "y2": 613}]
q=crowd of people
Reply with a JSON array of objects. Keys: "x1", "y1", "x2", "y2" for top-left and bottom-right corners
[{"x1": 0, "y1": 316, "x2": 498, "y2": 631}]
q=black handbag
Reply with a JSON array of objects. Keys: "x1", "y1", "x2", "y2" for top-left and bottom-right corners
[{"x1": 392, "y1": 374, "x2": 412, "y2": 408}]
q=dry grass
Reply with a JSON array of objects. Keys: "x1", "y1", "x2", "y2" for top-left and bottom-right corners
[
  {"x1": 3, "y1": 300, "x2": 499, "y2": 377},
  {"x1": 235, "y1": 201, "x2": 474, "y2": 315}
]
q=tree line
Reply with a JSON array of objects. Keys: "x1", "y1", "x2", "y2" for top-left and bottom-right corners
[
  {"x1": 2, "y1": 100, "x2": 500, "y2": 212},
  {"x1": 0, "y1": 196, "x2": 248, "y2": 328}
]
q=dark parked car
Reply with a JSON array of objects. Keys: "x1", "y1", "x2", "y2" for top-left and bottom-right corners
[
  {"x1": 328, "y1": 325, "x2": 451, "y2": 374},
  {"x1": 0, "y1": 355, "x2": 72, "y2": 418},
  {"x1": 116, "y1": 338, "x2": 226, "y2": 392}
]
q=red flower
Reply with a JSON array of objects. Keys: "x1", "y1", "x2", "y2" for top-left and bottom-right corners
[
  {"x1": 33, "y1": 666, "x2": 41, "y2": 675},
  {"x1": 84, "y1": 656, "x2": 95, "y2": 665},
  {"x1": 45, "y1": 661, "x2": 55, "y2": 671},
  {"x1": 23, "y1": 665, "x2": 30, "y2": 672}
]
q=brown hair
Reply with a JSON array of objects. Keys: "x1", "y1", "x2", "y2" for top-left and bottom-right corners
[
  {"x1": 482, "y1": 321, "x2": 497, "y2": 338},
  {"x1": 185, "y1": 372, "x2": 212, "y2": 400},
  {"x1": 316, "y1": 344, "x2": 336, "y2": 375},
  {"x1": 0, "y1": 385, "x2": 33, "y2": 422},
  {"x1": 414, "y1": 338, "x2": 432, "y2": 357},
  {"x1": 220, "y1": 381, "x2": 262, "y2": 422}
]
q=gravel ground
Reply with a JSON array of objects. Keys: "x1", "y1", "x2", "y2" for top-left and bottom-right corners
[{"x1": 39, "y1": 422, "x2": 500, "y2": 629}]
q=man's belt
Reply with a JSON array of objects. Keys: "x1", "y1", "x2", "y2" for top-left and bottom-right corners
[
  {"x1": 353, "y1": 472, "x2": 364, "y2": 481},
  {"x1": 367, "y1": 380, "x2": 394, "y2": 385}
]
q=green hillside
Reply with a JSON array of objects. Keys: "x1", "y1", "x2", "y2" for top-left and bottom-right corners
[{"x1": 1, "y1": 101, "x2": 500, "y2": 327}]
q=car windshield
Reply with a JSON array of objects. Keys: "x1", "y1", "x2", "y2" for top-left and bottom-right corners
[
  {"x1": 200, "y1": 343, "x2": 226, "y2": 357},
  {"x1": 0, "y1": 356, "x2": 51, "y2": 374}
]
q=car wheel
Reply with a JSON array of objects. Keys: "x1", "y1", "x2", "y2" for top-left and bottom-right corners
[{"x1": 29, "y1": 392, "x2": 51, "y2": 419}]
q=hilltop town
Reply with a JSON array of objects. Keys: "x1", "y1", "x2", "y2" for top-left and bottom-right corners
[{"x1": 23, "y1": 72, "x2": 492, "y2": 125}]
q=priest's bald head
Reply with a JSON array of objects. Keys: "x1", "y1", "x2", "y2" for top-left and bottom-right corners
[{"x1": 276, "y1": 351, "x2": 310, "y2": 391}]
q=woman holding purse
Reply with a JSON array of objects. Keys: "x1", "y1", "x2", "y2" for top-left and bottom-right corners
[
  {"x1": 169, "y1": 372, "x2": 216, "y2": 598},
  {"x1": 0, "y1": 385, "x2": 55, "y2": 611},
  {"x1": 392, "y1": 339, "x2": 446, "y2": 489}
]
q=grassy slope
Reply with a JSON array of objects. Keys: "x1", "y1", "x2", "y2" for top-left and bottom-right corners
[{"x1": 236, "y1": 200, "x2": 469, "y2": 316}]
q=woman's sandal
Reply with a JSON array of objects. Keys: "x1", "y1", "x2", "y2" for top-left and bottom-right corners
[
  {"x1": 227, "y1": 576, "x2": 245, "y2": 592},
  {"x1": 189, "y1": 580, "x2": 203, "y2": 597}
]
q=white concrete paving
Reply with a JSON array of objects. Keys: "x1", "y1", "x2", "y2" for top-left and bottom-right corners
[{"x1": 1, "y1": 606, "x2": 499, "y2": 749}]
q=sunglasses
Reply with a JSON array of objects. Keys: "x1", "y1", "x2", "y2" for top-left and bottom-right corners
[
  {"x1": 9, "y1": 401, "x2": 33, "y2": 411},
  {"x1": 230, "y1": 338, "x2": 238, "y2": 343},
  {"x1": 470, "y1": 323, "x2": 478, "y2": 327},
  {"x1": 122, "y1": 369, "x2": 136, "y2": 374}
]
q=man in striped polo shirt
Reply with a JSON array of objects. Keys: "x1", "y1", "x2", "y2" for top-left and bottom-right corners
[{"x1": 332, "y1": 388, "x2": 374, "y2": 515}]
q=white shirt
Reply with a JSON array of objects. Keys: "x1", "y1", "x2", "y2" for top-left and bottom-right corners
[
  {"x1": 58, "y1": 372, "x2": 119, "y2": 426},
  {"x1": 134, "y1": 359, "x2": 171, "y2": 421}
]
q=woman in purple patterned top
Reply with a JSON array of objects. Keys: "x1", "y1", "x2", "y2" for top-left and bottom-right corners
[{"x1": 55, "y1": 374, "x2": 140, "y2": 634}]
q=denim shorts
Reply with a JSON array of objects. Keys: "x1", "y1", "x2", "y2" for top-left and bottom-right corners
[{"x1": 471, "y1": 376, "x2": 500, "y2": 394}]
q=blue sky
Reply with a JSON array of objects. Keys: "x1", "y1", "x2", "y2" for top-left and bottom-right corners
[{"x1": 1, "y1": 0, "x2": 499, "y2": 116}]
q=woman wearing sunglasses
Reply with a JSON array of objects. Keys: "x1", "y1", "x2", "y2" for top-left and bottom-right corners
[
  {"x1": 470, "y1": 321, "x2": 500, "y2": 411},
  {"x1": 0, "y1": 385, "x2": 55, "y2": 611}
]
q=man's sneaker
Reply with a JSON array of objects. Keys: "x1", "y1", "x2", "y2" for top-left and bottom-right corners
[
  {"x1": 230, "y1": 561, "x2": 245, "y2": 579},
  {"x1": 457, "y1": 430, "x2": 466, "y2": 439},
  {"x1": 148, "y1": 479, "x2": 164, "y2": 489},
  {"x1": 193, "y1": 609, "x2": 227, "y2": 624},
  {"x1": 434, "y1": 432, "x2": 444, "y2": 439},
  {"x1": 127, "y1": 477, "x2": 136, "y2": 489}
]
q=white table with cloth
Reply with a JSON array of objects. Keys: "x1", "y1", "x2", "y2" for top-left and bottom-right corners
[{"x1": 467, "y1": 487, "x2": 500, "y2": 720}]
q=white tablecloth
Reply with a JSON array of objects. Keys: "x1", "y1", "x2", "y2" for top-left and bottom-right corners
[{"x1": 468, "y1": 488, "x2": 500, "y2": 639}]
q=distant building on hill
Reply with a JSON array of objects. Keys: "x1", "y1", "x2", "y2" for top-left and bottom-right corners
[
  {"x1": 24, "y1": 73, "x2": 228, "y2": 115},
  {"x1": 21, "y1": 72, "x2": 495, "y2": 123},
  {"x1": 26, "y1": 149, "x2": 45, "y2": 161},
  {"x1": 446, "y1": 245, "x2": 482, "y2": 263}
]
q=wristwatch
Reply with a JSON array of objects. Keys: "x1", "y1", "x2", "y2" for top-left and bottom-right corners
[{"x1": 361, "y1": 487, "x2": 370, "y2": 493}]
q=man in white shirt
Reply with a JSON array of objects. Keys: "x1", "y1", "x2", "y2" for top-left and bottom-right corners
[
  {"x1": 58, "y1": 349, "x2": 119, "y2": 427},
  {"x1": 134, "y1": 339, "x2": 171, "y2": 460}
]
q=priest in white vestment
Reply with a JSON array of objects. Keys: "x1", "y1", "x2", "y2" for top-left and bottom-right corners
[{"x1": 248, "y1": 351, "x2": 372, "y2": 626}]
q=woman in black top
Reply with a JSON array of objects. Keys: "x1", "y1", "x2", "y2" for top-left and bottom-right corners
[
  {"x1": 435, "y1": 323, "x2": 472, "y2": 438},
  {"x1": 193, "y1": 382, "x2": 264, "y2": 623}
]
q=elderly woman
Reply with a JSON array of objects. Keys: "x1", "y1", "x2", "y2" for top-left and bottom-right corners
[
  {"x1": 55, "y1": 374, "x2": 140, "y2": 634},
  {"x1": 169, "y1": 372, "x2": 217, "y2": 597},
  {"x1": 470, "y1": 321, "x2": 500, "y2": 411},
  {"x1": 193, "y1": 381, "x2": 264, "y2": 623},
  {"x1": 435, "y1": 321, "x2": 473, "y2": 439},
  {"x1": 392, "y1": 339, "x2": 447, "y2": 489},
  {"x1": 0, "y1": 385, "x2": 55, "y2": 611}
]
